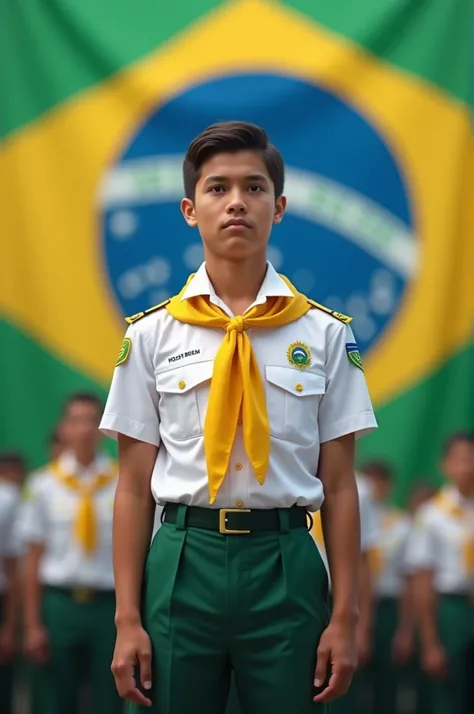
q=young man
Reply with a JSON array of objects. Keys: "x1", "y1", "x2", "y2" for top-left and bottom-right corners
[
  {"x1": 18, "y1": 393, "x2": 123, "y2": 714},
  {"x1": 0, "y1": 453, "x2": 24, "y2": 714},
  {"x1": 100, "y1": 121, "x2": 378, "y2": 714},
  {"x1": 406, "y1": 433, "x2": 474, "y2": 714}
]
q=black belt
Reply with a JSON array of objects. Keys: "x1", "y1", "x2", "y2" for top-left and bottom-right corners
[
  {"x1": 44, "y1": 585, "x2": 115, "y2": 604},
  {"x1": 163, "y1": 503, "x2": 308, "y2": 535}
]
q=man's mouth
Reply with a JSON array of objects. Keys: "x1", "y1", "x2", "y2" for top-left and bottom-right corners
[{"x1": 222, "y1": 218, "x2": 251, "y2": 229}]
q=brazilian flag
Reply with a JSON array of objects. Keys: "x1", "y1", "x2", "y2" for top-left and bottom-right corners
[{"x1": 1, "y1": 0, "x2": 473, "y2": 501}]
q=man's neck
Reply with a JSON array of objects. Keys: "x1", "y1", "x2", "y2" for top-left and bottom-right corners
[
  {"x1": 204, "y1": 255, "x2": 267, "y2": 315},
  {"x1": 74, "y1": 449, "x2": 97, "y2": 469}
]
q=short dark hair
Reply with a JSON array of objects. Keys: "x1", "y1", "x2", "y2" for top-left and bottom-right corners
[
  {"x1": 0, "y1": 451, "x2": 26, "y2": 471},
  {"x1": 361, "y1": 460, "x2": 393, "y2": 480},
  {"x1": 442, "y1": 432, "x2": 474, "y2": 458},
  {"x1": 183, "y1": 121, "x2": 285, "y2": 199},
  {"x1": 62, "y1": 392, "x2": 104, "y2": 417}
]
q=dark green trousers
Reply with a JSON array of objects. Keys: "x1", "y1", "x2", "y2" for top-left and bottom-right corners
[
  {"x1": 134, "y1": 506, "x2": 331, "y2": 714},
  {"x1": 31, "y1": 587, "x2": 123, "y2": 714},
  {"x1": 0, "y1": 595, "x2": 15, "y2": 714},
  {"x1": 425, "y1": 595, "x2": 474, "y2": 714}
]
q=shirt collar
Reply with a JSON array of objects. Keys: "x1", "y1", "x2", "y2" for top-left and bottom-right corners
[
  {"x1": 58, "y1": 451, "x2": 110, "y2": 477},
  {"x1": 180, "y1": 261, "x2": 294, "y2": 302}
]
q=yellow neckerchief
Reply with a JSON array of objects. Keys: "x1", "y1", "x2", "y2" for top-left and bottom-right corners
[
  {"x1": 434, "y1": 487, "x2": 474, "y2": 573},
  {"x1": 166, "y1": 273, "x2": 311, "y2": 503},
  {"x1": 51, "y1": 460, "x2": 117, "y2": 556}
]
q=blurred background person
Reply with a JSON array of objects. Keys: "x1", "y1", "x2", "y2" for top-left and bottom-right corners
[
  {"x1": 49, "y1": 422, "x2": 67, "y2": 463},
  {"x1": 362, "y1": 461, "x2": 413, "y2": 714},
  {"x1": 18, "y1": 393, "x2": 123, "y2": 714},
  {"x1": 406, "y1": 433, "x2": 474, "y2": 714},
  {"x1": 0, "y1": 453, "x2": 25, "y2": 714}
]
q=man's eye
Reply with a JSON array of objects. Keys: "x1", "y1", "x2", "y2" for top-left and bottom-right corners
[
  {"x1": 248, "y1": 185, "x2": 263, "y2": 192},
  {"x1": 209, "y1": 185, "x2": 225, "y2": 193}
]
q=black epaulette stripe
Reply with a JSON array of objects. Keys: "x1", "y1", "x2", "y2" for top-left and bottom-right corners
[{"x1": 125, "y1": 298, "x2": 170, "y2": 324}]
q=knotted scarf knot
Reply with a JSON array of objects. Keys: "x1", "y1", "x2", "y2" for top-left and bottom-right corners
[{"x1": 227, "y1": 316, "x2": 245, "y2": 334}]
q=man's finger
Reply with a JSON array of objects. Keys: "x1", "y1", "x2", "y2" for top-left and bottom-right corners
[
  {"x1": 138, "y1": 648, "x2": 153, "y2": 691},
  {"x1": 125, "y1": 688, "x2": 152, "y2": 707},
  {"x1": 314, "y1": 644, "x2": 330, "y2": 688},
  {"x1": 113, "y1": 664, "x2": 152, "y2": 708},
  {"x1": 314, "y1": 667, "x2": 353, "y2": 703}
]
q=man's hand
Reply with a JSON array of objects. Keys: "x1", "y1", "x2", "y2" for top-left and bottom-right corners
[
  {"x1": 24, "y1": 624, "x2": 49, "y2": 664},
  {"x1": 111, "y1": 622, "x2": 153, "y2": 707},
  {"x1": 313, "y1": 620, "x2": 357, "y2": 703},
  {"x1": 391, "y1": 628, "x2": 414, "y2": 666},
  {"x1": 422, "y1": 641, "x2": 448, "y2": 680},
  {"x1": 0, "y1": 625, "x2": 16, "y2": 663}
]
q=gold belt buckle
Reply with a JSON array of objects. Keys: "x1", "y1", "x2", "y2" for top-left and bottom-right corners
[
  {"x1": 219, "y1": 508, "x2": 251, "y2": 535},
  {"x1": 72, "y1": 587, "x2": 94, "y2": 604}
]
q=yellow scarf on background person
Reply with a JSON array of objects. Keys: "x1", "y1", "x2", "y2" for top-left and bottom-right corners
[
  {"x1": 435, "y1": 489, "x2": 474, "y2": 574},
  {"x1": 166, "y1": 274, "x2": 311, "y2": 504},
  {"x1": 52, "y1": 461, "x2": 117, "y2": 555}
]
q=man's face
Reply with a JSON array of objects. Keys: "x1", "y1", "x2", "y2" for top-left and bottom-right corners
[
  {"x1": 62, "y1": 401, "x2": 101, "y2": 454},
  {"x1": 0, "y1": 462, "x2": 25, "y2": 487},
  {"x1": 367, "y1": 472, "x2": 390, "y2": 503},
  {"x1": 181, "y1": 150, "x2": 286, "y2": 262},
  {"x1": 443, "y1": 440, "x2": 474, "y2": 493}
]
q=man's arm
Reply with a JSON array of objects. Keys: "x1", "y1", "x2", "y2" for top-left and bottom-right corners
[
  {"x1": 0, "y1": 556, "x2": 19, "y2": 663},
  {"x1": 23, "y1": 543, "x2": 49, "y2": 664},
  {"x1": 392, "y1": 575, "x2": 416, "y2": 665},
  {"x1": 356, "y1": 552, "x2": 373, "y2": 665},
  {"x1": 314, "y1": 433, "x2": 359, "y2": 703},
  {"x1": 414, "y1": 570, "x2": 447, "y2": 679},
  {"x1": 111, "y1": 435, "x2": 157, "y2": 707}
]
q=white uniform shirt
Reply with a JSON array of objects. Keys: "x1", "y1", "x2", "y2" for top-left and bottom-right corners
[
  {"x1": 100, "y1": 262, "x2": 377, "y2": 511},
  {"x1": 0, "y1": 481, "x2": 21, "y2": 593},
  {"x1": 404, "y1": 486, "x2": 474, "y2": 594},
  {"x1": 17, "y1": 452, "x2": 117, "y2": 590},
  {"x1": 371, "y1": 504, "x2": 411, "y2": 598}
]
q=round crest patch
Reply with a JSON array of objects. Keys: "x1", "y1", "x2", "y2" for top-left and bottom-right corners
[{"x1": 287, "y1": 341, "x2": 312, "y2": 370}]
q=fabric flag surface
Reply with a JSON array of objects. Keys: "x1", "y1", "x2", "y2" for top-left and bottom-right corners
[{"x1": 1, "y1": 0, "x2": 473, "y2": 502}]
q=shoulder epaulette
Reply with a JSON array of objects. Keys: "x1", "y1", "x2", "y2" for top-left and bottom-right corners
[
  {"x1": 125, "y1": 299, "x2": 170, "y2": 325},
  {"x1": 307, "y1": 298, "x2": 352, "y2": 324}
]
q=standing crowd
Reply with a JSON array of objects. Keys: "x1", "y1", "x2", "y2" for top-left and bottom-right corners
[{"x1": 1, "y1": 395, "x2": 473, "y2": 714}]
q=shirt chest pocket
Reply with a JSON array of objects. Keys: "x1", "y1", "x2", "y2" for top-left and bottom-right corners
[
  {"x1": 265, "y1": 366, "x2": 326, "y2": 447},
  {"x1": 155, "y1": 360, "x2": 214, "y2": 441}
]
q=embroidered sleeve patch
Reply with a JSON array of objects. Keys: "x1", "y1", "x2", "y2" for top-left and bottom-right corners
[
  {"x1": 116, "y1": 337, "x2": 132, "y2": 366},
  {"x1": 346, "y1": 342, "x2": 363, "y2": 371}
]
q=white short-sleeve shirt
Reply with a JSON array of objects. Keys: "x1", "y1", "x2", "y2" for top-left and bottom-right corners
[
  {"x1": 371, "y1": 504, "x2": 412, "y2": 598},
  {"x1": 404, "y1": 486, "x2": 474, "y2": 594},
  {"x1": 17, "y1": 452, "x2": 118, "y2": 590},
  {"x1": 0, "y1": 480, "x2": 21, "y2": 593},
  {"x1": 100, "y1": 262, "x2": 377, "y2": 511}
]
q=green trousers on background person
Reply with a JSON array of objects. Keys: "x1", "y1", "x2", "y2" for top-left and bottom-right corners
[
  {"x1": 424, "y1": 594, "x2": 474, "y2": 714},
  {"x1": 134, "y1": 505, "x2": 331, "y2": 714},
  {"x1": 30, "y1": 587, "x2": 123, "y2": 714},
  {"x1": 0, "y1": 594, "x2": 14, "y2": 714},
  {"x1": 367, "y1": 597, "x2": 404, "y2": 714}
]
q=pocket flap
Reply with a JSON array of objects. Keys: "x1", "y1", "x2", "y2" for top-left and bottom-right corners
[
  {"x1": 265, "y1": 366, "x2": 326, "y2": 396},
  {"x1": 156, "y1": 360, "x2": 214, "y2": 394}
]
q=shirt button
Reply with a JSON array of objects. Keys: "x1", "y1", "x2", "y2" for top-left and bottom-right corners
[
  {"x1": 235, "y1": 463, "x2": 243, "y2": 471},
  {"x1": 235, "y1": 499, "x2": 244, "y2": 508},
  {"x1": 295, "y1": 383, "x2": 303, "y2": 392},
  {"x1": 178, "y1": 380, "x2": 186, "y2": 390}
]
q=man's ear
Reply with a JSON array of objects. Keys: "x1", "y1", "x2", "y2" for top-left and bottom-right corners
[
  {"x1": 181, "y1": 198, "x2": 198, "y2": 227},
  {"x1": 273, "y1": 195, "x2": 287, "y2": 224}
]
